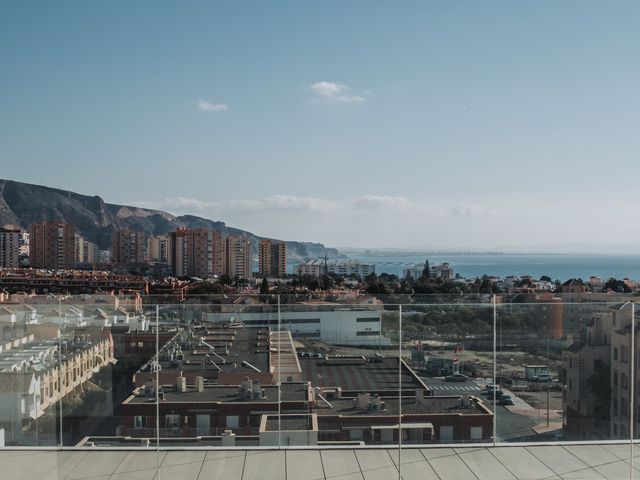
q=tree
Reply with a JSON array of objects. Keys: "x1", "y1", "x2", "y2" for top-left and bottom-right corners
[
  {"x1": 605, "y1": 278, "x2": 631, "y2": 293},
  {"x1": 540, "y1": 275, "x2": 552, "y2": 282},
  {"x1": 260, "y1": 278, "x2": 269, "y2": 295}
]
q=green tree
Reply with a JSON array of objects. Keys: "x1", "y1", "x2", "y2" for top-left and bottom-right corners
[{"x1": 260, "y1": 277, "x2": 269, "y2": 295}]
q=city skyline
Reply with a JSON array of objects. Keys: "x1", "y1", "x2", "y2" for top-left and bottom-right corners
[{"x1": 1, "y1": 2, "x2": 639, "y2": 250}]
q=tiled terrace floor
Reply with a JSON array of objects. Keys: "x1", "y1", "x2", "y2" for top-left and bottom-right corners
[{"x1": 2, "y1": 444, "x2": 640, "y2": 480}]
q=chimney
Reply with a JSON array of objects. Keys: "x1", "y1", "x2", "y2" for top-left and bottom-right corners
[
  {"x1": 221, "y1": 430, "x2": 236, "y2": 447},
  {"x1": 195, "y1": 376, "x2": 204, "y2": 392},
  {"x1": 357, "y1": 392, "x2": 371, "y2": 410},
  {"x1": 176, "y1": 376, "x2": 187, "y2": 393}
]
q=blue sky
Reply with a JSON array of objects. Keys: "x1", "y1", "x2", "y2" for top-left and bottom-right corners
[{"x1": 1, "y1": 1, "x2": 639, "y2": 250}]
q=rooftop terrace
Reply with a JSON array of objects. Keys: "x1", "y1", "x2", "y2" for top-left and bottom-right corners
[{"x1": 2, "y1": 444, "x2": 640, "y2": 479}]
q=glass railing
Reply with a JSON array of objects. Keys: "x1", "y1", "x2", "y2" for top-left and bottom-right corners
[{"x1": 0, "y1": 293, "x2": 637, "y2": 457}]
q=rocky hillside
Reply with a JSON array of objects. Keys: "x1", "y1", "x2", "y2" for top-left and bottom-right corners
[{"x1": 0, "y1": 179, "x2": 338, "y2": 261}]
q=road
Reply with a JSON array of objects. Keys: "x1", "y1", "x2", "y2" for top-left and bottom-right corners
[{"x1": 421, "y1": 377, "x2": 541, "y2": 441}]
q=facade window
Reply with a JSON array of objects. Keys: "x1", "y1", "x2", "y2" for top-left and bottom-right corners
[
  {"x1": 165, "y1": 414, "x2": 180, "y2": 430},
  {"x1": 134, "y1": 416, "x2": 145, "y2": 428},
  {"x1": 614, "y1": 347, "x2": 619, "y2": 361}
]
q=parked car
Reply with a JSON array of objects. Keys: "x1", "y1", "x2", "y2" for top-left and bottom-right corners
[
  {"x1": 493, "y1": 376, "x2": 513, "y2": 386},
  {"x1": 444, "y1": 373, "x2": 469, "y2": 382},
  {"x1": 498, "y1": 395, "x2": 514, "y2": 406},
  {"x1": 484, "y1": 386, "x2": 503, "y2": 398}
]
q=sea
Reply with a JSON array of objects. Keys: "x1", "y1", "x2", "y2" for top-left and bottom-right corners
[{"x1": 336, "y1": 251, "x2": 640, "y2": 282}]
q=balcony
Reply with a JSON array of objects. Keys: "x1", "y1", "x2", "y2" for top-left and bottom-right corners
[{"x1": 1, "y1": 293, "x2": 640, "y2": 478}]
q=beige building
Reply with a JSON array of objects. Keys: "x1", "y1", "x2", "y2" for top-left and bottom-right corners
[
  {"x1": 74, "y1": 234, "x2": 99, "y2": 265},
  {"x1": 28, "y1": 221, "x2": 75, "y2": 269},
  {"x1": 225, "y1": 235, "x2": 252, "y2": 278},
  {"x1": 0, "y1": 227, "x2": 21, "y2": 268},
  {"x1": 147, "y1": 235, "x2": 170, "y2": 263},
  {"x1": 258, "y1": 240, "x2": 286, "y2": 277},
  {"x1": 562, "y1": 309, "x2": 616, "y2": 438}
]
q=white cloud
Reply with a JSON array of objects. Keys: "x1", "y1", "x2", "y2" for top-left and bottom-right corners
[
  {"x1": 197, "y1": 100, "x2": 229, "y2": 112},
  {"x1": 353, "y1": 195, "x2": 413, "y2": 210},
  {"x1": 449, "y1": 204, "x2": 497, "y2": 218},
  {"x1": 309, "y1": 81, "x2": 367, "y2": 103}
]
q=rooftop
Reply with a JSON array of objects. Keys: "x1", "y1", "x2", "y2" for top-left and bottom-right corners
[
  {"x1": 126, "y1": 382, "x2": 309, "y2": 404},
  {"x1": 300, "y1": 356, "x2": 427, "y2": 393},
  {"x1": 314, "y1": 395, "x2": 489, "y2": 417},
  {"x1": 2, "y1": 444, "x2": 639, "y2": 480}
]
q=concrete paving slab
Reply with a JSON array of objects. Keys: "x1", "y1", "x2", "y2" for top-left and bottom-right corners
[
  {"x1": 204, "y1": 450, "x2": 246, "y2": 461},
  {"x1": 242, "y1": 450, "x2": 286, "y2": 480},
  {"x1": 114, "y1": 451, "x2": 166, "y2": 474},
  {"x1": 429, "y1": 454, "x2": 480, "y2": 480},
  {"x1": 525, "y1": 446, "x2": 590, "y2": 476},
  {"x1": 397, "y1": 460, "x2": 440, "y2": 480},
  {"x1": 1, "y1": 451, "x2": 88, "y2": 480},
  {"x1": 560, "y1": 467, "x2": 606, "y2": 479},
  {"x1": 154, "y1": 461, "x2": 202, "y2": 480},
  {"x1": 562, "y1": 445, "x2": 620, "y2": 467},
  {"x1": 458, "y1": 448, "x2": 516, "y2": 480},
  {"x1": 490, "y1": 446, "x2": 555, "y2": 479},
  {"x1": 355, "y1": 449, "x2": 394, "y2": 471},
  {"x1": 110, "y1": 469, "x2": 157, "y2": 480},
  {"x1": 387, "y1": 448, "x2": 425, "y2": 466},
  {"x1": 67, "y1": 451, "x2": 128, "y2": 479},
  {"x1": 420, "y1": 447, "x2": 456, "y2": 460},
  {"x1": 362, "y1": 465, "x2": 399, "y2": 480},
  {"x1": 197, "y1": 454, "x2": 244, "y2": 480},
  {"x1": 286, "y1": 450, "x2": 325, "y2": 480},
  {"x1": 594, "y1": 460, "x2": 637, "y2": 480},
  {"x1": 161, "y1": 451, "x2": 206, "y2": 467},
  {"x1": 321, "y1": 450, "x2": 361, "y2": 478}
]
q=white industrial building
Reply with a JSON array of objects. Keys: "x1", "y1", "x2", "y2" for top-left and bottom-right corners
[{"x1": 202, "y1": 308, "x2": 390, "y2": 346}]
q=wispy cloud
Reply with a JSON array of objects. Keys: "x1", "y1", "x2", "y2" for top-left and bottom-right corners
[
  {"x1": 309, "y1": 81, "x2": 367, "y2": 103},
  {"x1": 134, "y1": 195, "x2": 496, "y2": 219},
  {"x1": 197, "y1": 100, "x2": 229, "y2": 112},
  {"x1": 449, "y1": 204, "x2": 497, "y2": 218}
]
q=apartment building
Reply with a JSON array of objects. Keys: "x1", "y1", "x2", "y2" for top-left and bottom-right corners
[
  {"x1": 294, "y1": 259, "x2": 374, "y2": 279},
  {"x1": 258, "y1": 240, "x2": 286, "y2": 277},
  {"x1": 0, "y1": 227, "x2": 21, "y2": 268},
  {"x1": 74, "y1": 234, "x2": 99, "y2": 265},
  {"x1": 562, "y1": 308, "x2": 619, "y2": 438},
  {"x1": 0, "y1": 330, "x2": 115, "y2": 443},
  {"x1": 112, "y1": 229, "x2": 145, "y2": 266},
  {"x1": 170, "y1": 228, "x2": 225, "y2": 278},
  {"x1": 147, "y1": 235, "x2": 170, "y2": 263},
  {"x1": 225, "y1": 235, "x2": 252, "y2": 278},
  {"x1": 28, "y1": 221, "x2": 75, "y2": 269}
]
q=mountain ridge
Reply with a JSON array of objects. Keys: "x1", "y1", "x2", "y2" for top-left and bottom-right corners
[{"x1": 0, "y1": 179, "x2": 337, "y2": 261}]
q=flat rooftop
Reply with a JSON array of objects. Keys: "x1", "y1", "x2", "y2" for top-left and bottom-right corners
[
  {"x1": 142, "y1": 326, "x2": 270, "y2": 376},
  {"x1": 1, "y1": 444, "x2": 638, "y2": 480},
  {"x1": 300, "y1": 356, "x2": 426, "y2": 392},
  {"x1": 315, "y1": 396, "x2": 488, "y2": 416},
  {"x1": 127, "y1": 382, "x2": 309, "y2": 403},
  {"x1": 265, "y1": 416, "x2": 313, "y2": 432}
]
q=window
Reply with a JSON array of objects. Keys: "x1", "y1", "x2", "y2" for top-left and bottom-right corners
[
  {"x1": 614, "y1": 347, "x2": 619, "y2": 361},
  {"x1": 226, "y1": 415, "x2": 239, "y2": 430},
  {"x1": 613, "y1": 371, "x2": 618, "y2": 386},
  {"x1": 470, "y1": 427, "x2": 482, "y2": 440},
  {"x1": 134, "y1": 416, "x2": 145, "y2": 428},
  {"x1": 165, "y1": 414, "x2": 180, "y2": 430}
]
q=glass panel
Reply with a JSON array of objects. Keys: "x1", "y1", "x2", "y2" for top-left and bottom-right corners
[{"x1": 406, "y1": 296, "x2": 495, "y2": 446}]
